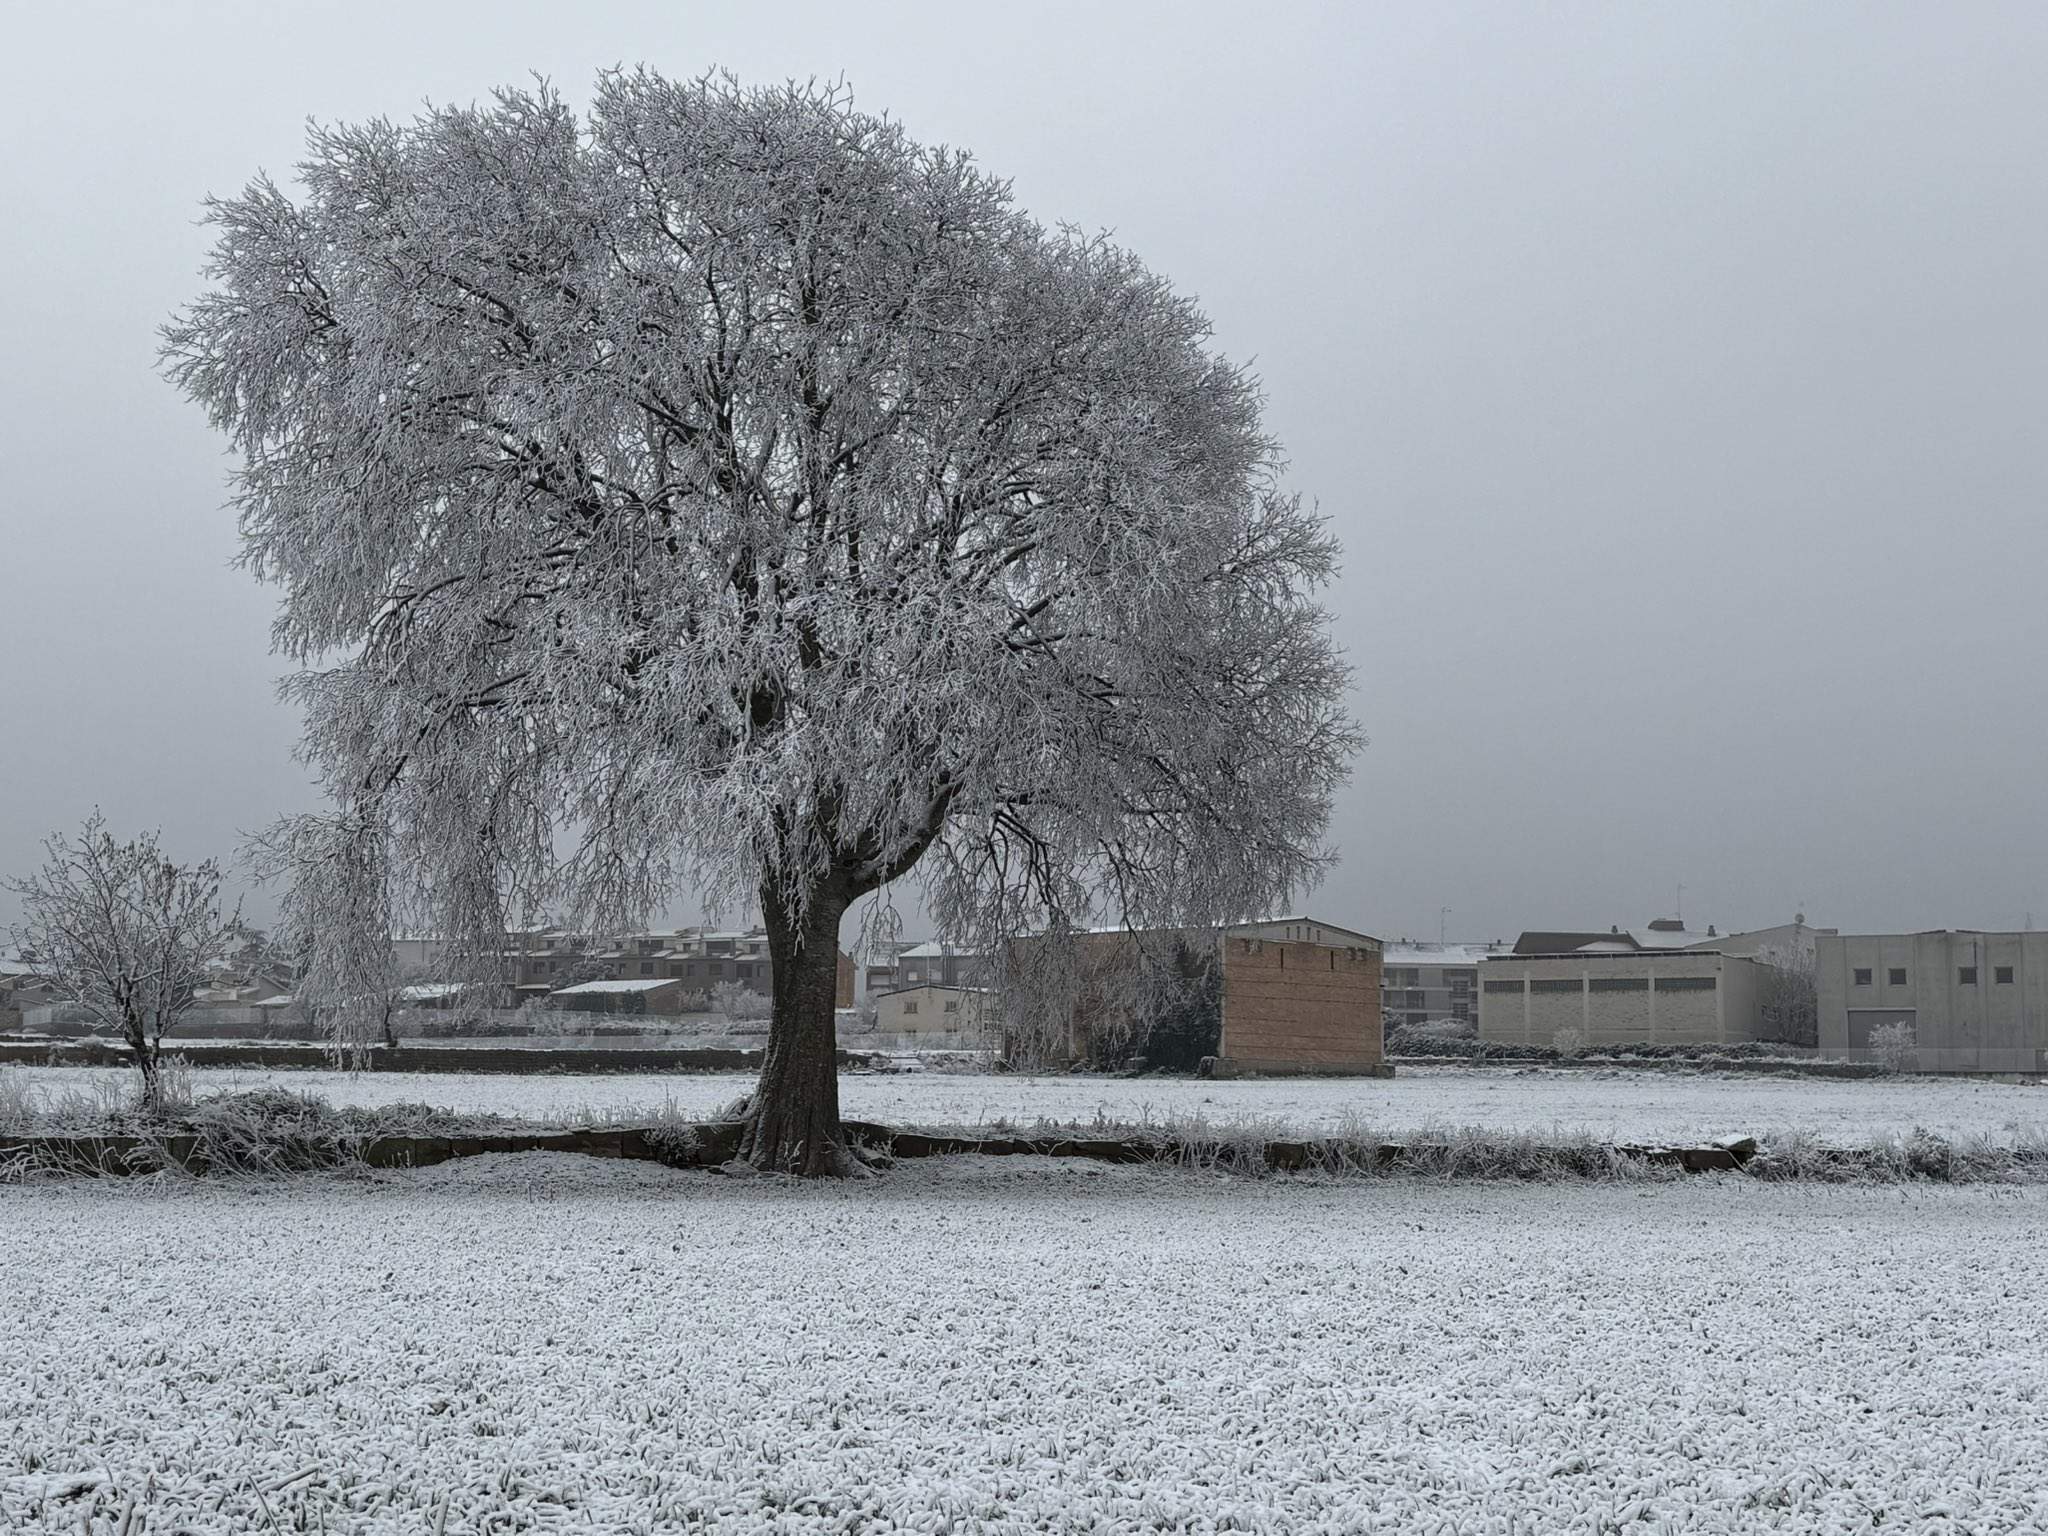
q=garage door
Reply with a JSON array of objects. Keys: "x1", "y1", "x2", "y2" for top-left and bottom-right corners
[{"x1": 1845, "y1": 1008, "x2": 1916, "y2": 1048}]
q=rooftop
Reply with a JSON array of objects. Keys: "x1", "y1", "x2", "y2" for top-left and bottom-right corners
[
  {"x1": 1383, "y1": 942, "x2": 1508, "y2": 967},
  {"x1": 551, "y1": 978, "x2": 678, "y2": 994}
]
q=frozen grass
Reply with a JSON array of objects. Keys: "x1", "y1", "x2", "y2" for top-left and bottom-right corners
[
  {"x1": 3, "y1": 1162, "x2": 2045, "y2": 1533},
  {"x1": 9, "y1": 1061, "x2": 2046, "y2": 1145}
]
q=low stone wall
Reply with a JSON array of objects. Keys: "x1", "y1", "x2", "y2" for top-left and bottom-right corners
[
  {"x1": 1204, "y1": 1057, "x2": 1396, "y2": 1079},
  {"x1": 0, "y1": 1121, "x2": 1763, "y2": 1177},
  {"x1": 1389, "y1": 1053, "x2": 1893, "y2": 1079}
]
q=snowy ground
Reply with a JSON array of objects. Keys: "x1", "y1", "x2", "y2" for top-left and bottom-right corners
[
  {"x1": 12, "y1": 1060, "x2": 2048, "y2": 1142},
  {"x1": 3, "y1": 1159, "x2": 2044, "y2": 1533}
]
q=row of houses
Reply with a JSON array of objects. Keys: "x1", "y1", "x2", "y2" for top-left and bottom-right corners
[{"x1": 391, "y1": 925, "x2": 855, "y2": 1013}]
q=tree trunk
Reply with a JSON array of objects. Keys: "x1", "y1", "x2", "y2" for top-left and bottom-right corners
[
  {"x1": 738, "y1": 878, "x2": 850, "y2": 1175},
  {"x1": 131, "y1": 1020, "x2": 161, "y2": 1114}
]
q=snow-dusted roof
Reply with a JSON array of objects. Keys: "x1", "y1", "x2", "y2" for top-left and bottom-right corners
[
  {"x1": 1227, "y1": 915, "x2": 1382, "y2": 947},
  {"x1": 899, "y1": 941, "x2": 984, "y2": 959},
  {"x1": 1382, "y1": 943, "x2": 1507, "y2": 967},
  {"x1": 399, "y1": 983, "x2": 472, "y2": 1001},
  {"x1": 551, "y1": 978, "x2": 677, "y2": 994},
  {"x1": 1622, "y1": 927, "x2": 1719, "y2": 951}
]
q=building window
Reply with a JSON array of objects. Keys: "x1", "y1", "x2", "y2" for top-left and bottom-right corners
[
  {"x1": 903, "y1": 1001, "x2": 918, "y2": 1015},
  {"x1": 1654, "y1": 976, "x2": 1717, "y2": 992},
  {"x1": 1589, "y1": 977, "x2": 1648, "y2": 992},
  {"x1": 943, "y1": 1000, "x2": 959, "y2": 1014},
  {"x1": 1959, "y1": 966, "x2": 1977, "y2": 985},
  {"x1": 1482, "y1": 979, "x2": 1523, "y2": 994},
  {"x1": 639, "y1": 962, "x2": 655, "y2": 976},
  {"x1": 1529, "y1": 978, "x2": 1581, "y2": 994},
  {"x1": 1404, "y1": 990, "x2": 1426, "y2": 1008},
  {"x1": 1852, "y1": 968, "x2": 1872, "y2": 986},
  {"x1": 1996, "y1": 965, "x2": 2015, "y2": 984},
  {"x1": 1888, "y1": 968, "x2": 1907, "y2": 987}
]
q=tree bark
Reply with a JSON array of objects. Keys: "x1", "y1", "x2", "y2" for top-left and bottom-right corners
[
  {"x1": 131, "y1": 1019, "x2": 161, "y2": 1114},
  {"x1": 738, "y1": 877, "x2": 852, "y2": 1174}
]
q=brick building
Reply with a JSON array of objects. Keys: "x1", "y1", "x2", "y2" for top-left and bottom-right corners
[
  {"x1": 1211, "y1": 933, "x2": 1386, "y2": 1076},
  {"x1": 1006, "y1": 915, "x2": 1385, "y2": 1076}
]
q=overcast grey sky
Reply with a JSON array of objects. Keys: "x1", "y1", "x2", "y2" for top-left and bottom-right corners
[{"x1": 4, "y1": 1, "x2": 2046, "y2": 942}]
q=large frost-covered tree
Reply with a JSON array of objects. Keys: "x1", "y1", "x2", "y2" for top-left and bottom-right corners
[{"x1": 163, "y1": 71, "x2": 1357, "y2": 1173}]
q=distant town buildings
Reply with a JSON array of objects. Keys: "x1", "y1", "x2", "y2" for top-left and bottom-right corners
[{"x1": 390, "y1": 925, "x2": 854, "y2": 1011}]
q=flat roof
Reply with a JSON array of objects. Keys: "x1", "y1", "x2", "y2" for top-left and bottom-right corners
[
  {"x1": 1486, "y1": 949, "x2": 1729, "y2": 961},
  {"x1": 551, "y1": 978, "x2": 677, "y2": 994}
]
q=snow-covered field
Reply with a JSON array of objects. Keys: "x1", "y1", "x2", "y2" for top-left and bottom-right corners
[
  {"x1": 13, "y1": 1060, "x2": 2048, "y2": 1142},
  {"x1": 3, "y1": 1159, "x2": 2044, "y2": 1533}
]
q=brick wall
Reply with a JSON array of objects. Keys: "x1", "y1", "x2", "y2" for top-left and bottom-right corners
[{"x1": 1216, "y1": 938, "x2": 1383, "y2": 1073}]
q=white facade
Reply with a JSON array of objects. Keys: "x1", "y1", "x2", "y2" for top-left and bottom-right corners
[
  {"x1": 1480, "y1": 951, "x2": 1766, "y2": 1048},
  {"x1": 873, "y1": 983, "x2": 992, "y2": 1038}
]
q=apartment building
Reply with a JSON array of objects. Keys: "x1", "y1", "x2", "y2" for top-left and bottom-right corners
[
  {"x1": 1380, "y1": 942, "x2": 1509, "y2": 1027},
  {"x1": 894, "y1": 941, "x2": 990, "y2": 989}
]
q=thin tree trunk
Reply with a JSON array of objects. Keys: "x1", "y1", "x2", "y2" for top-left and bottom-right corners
[
  {"x1": 739, "y1": 878, "x2": 850, "y2": 1174},
  {"x1": 132, "y1": 1019, "x2": 161, "y2": 1113}
]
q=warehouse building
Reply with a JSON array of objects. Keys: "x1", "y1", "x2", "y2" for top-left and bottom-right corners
[
  {"x1": 1816, "y1": 931, "x2": 2048, "y2": 1074},
  {"x1": 1479, "y1": 949, "x2": 1768, "y2": 1048}
]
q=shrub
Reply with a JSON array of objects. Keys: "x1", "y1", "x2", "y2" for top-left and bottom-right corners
[
  {"x1": 711, "y1": 981, "x2": 771, "y2": 1021},
  {"x1": 1551, "y1": 1025, "x2": 1588, "y2": 1058},
  {"x1": 1869, "y1": 1020, "x2": 1918, "y2": 1074}
]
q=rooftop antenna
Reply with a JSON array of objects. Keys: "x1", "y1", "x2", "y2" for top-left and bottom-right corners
[
  {"x1": 1676, "y1": 883, "x2": 1684, "y2": 924},
  {"x1": 1439, "y1": 907, "x2": 1452, "y2": 946}
]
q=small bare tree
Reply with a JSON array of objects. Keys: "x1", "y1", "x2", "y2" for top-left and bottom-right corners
[
  {"x1": 1756, "y1": 948, "x2": 1818, "y2": 1047},
  {"x1": 6, "y1": 813, "x2": 243, "y2": 1109}
]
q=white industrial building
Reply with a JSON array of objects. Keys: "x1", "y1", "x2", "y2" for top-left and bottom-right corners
[
  {"x1": 1816, "y1": 930, "x2": 2048, "y2": 1074},
  {"x1": 1480, "y1": 949, "x2": 1769, "y2": 1048}
]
